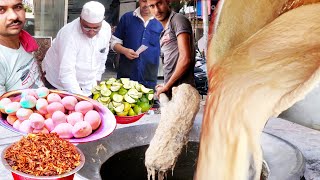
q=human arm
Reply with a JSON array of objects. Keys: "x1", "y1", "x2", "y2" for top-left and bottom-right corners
[
  {"x1": 110, "y1": 13, "x2": 139, "y2": 60},
  {"x1": 156, "y1": 33, "x2": 192, "y2": 97},
  {"x1": 111, "y1": 35, "x2": 139, "y2": 60}
]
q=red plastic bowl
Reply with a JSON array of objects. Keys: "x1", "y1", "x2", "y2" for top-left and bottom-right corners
[
  {"x1": 0, "y1": 89, "x2": 117, "y2": 143},
  {"x1": 115, "y1": 113, "x2": 145, "y2": 124},
  {"x1": 1, "y1": 144, "x2": 85, "y2": 180}
]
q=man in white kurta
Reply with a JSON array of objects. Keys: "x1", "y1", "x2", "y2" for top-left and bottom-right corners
[{"x1": 42, "y1": 1, "x2": 111, "y2": 96}]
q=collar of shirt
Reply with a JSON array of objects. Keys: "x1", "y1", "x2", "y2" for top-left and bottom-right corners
[
  {"x1": 164, "y1": 11, "x2": 175, "y2": 30},
  {"x1": 133, "y1": 7, "x2": 154, "y2": 27}
]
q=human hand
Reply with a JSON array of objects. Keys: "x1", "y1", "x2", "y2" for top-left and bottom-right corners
[
  {"x1": 124, "y1": 48, "x2": 139, "y2": 60},
  {"x1": 156, "y1": 84, "x2": 168, "y2": 98},
  {"x1": 155, "y1": 83, "x2": 164, "y2": 90}
]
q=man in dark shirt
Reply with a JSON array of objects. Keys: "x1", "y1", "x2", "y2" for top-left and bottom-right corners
[
  {"x1": 147, "y1": 0, "x2": 196, "y2": 98},
  {"x1": 111, "y1": 0, "x2": 163, "y2": 90}
]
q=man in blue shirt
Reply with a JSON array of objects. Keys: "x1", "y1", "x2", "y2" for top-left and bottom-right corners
[{"x1": 111, "y1": 0, "x2": 163, "y2": 90}]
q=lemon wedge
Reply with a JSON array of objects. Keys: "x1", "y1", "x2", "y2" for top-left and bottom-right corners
[
  {"x1": 112, "y1": 94, "x2": 124, "y2": 103},
  {"x1": 114, "y1": 104, "x2": 125, "y2": 113},
  {"x1": 124, "y1": 94, "x2": 136, "y2": 103}
]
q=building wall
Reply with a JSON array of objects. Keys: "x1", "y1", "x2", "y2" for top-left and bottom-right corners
[
  {"x1": 68, "y1": 0, "x2": 121, "y2": 26},
  {"x1": 33, "y1": 0, "x2": 66, "y2": 38}
]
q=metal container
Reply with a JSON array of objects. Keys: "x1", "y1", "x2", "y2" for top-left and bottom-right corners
[{"x1": 1, "y1": 144, "x2": 85, "y2": 180}]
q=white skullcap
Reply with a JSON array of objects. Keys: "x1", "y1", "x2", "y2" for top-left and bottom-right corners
[{"x1": 81, "y1": 1, "x2": 105, "y2": 23}]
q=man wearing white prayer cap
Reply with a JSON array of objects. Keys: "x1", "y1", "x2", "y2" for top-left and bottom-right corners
[{"x1": 42, "y1": 1, "x2": 112, "y2": 97}]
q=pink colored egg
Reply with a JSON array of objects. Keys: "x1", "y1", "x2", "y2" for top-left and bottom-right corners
[
  {"x1": 72, "y1": 121, "x2": 92, "y2": 138},
  {"x1": 51, "y1": 111, "x2": 67, "y2": 126},
  {"x1": 19, "y1": 120, "x2": 34, "y2": 133},
  {"x1": 13, "y1": 120, "x2": 23, "y2": 130},
  {"x1": 52, "y1": 123, "x2": 74, "y2": 139},
  {"x1": 68, "y1": 110, "x2": 75, "y2": 114},
  {"x1": 75, "y1": 101, "x2": 94, "y2": 114},
  {"x1": 47, "y1": 102, "x2": 65, "y2": 114},
  {"x1": 5, "y1": 102, "x2": 21, "y2": 115},
  {"x1": 21, "y1": 89, "x2": 38, "y2": 98},
  {"x1": 47, "y1": 93, "x2": 62, "y2": 103},
  {"x1": 36, "y1": 98, "x2": 48, "y2": 114},
  {"x1": 45, "y1": 113, "x2": 52, "y2": 119},
  {"x1": 33, "y1": 127, "x2": 49, "y2": 134},
  {"x1": 84, "y1": 110, "x2": 101, "y2": 130},
  {"x1": 29, "y1": 113, "x2": 45, "y2": 129},
  {"x1": 44, "y1": 118, "x2": 55, "y2": 132},
  {"x1": 16, "y1": 108, "x2": 33, "y2": 120},
  {"x1": 20, "y1": 95, "x2": 37, "y2": 109},
  {"x1": 61, "y1": 96, "x2": 78, "y2": 111},
  {"x1": 6, "y1": 115, "x2": 18, "y2": 125},
  {"x1": 67, "y1": 112, "x2": 84, "y2": 126},
  {"x1": 0, "y1": 98, "x2": 11, "y2": 113},
  {"x1": 36, "y1": 87, "x2": 50, "y2": 98}
]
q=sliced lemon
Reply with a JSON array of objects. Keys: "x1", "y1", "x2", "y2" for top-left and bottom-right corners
[
  {"x1": 112, "y1": 94, "x2": 124, "y2": 102},
  {"x1": 130, "y1": 81, "x2": 139, "y2": 87},
  {"x1": 91, "y1": 88, "x2": 100, "y2": 95},
  {"x1": 128, "y1": 89, "x2": 139, "y2": 99},
  {"x1": 97, "y1": 98, "x2": 103, "y2": 103},
  {"x1": 112, "y1": 101, "x2": 122, "y2": 107},
  {"x1": 117, "y1": 111, "x2": 128, "y2": 116},
  {"x1": 118, "y1": 88, "x2": 128, "y2": 95},
  {"x1": 140, "y1": 96, "x2": 149, "y2": 103},
  {"x1": 123, "y1": 83, "x2": 132, "y2": 89},
  {"x1": 93, "y1": 93, "x2": 100, "y2": 100},
  {"x1": 124, "y1": 94, "x2": 136, "y2": 103},
  {"x1": 123, "y1": 102, "x2": 131, "y2": 112},
  {"x1": 120, "y1": 78, "x2": 130, "y2": 85},
  {"x1": 140, "y1": 85, "x2": 152, "y2": 93},
  {"x1": 94, "y1": 85, "x2": 101, "y2": 91},
  {"x1": 106, "y1": 80, "x2": 113, "y2": 85},
  {"x1": 147, "y1": 93, "x2": 154, "y2": 101},
  {"x1": 135, "y1": 84, "x2": 141, "y2": 91},
  {"x1": 107, "y1": 102, "x2": 115, "y2": 114},
  {"x1": 110, "y1": 85, "x2": 121, "y2": 92},
  {"x1": 108, "y1": 102, "x2": 115, "y2": 109},
  {"x1": 128, "y1": 88, "x2": 139, "y2": 96},
  {"x1": 108, "y1": 78, "x2": 117, "y2": 82},
  {"x1": 114, "y1": 104, "x2": 125, "y2": 113},
  {"x1": 101, "y1": 88, "x2": 112, "y2": 97},
  {"x1": 97, "y1": 98, "x2": 108, "y2": 105},
  {"x1": 100, "y1": 84, "x2": 108, "y2": 91},
  {"x1": 133, "y1": 105, "x2": 142, "y2": 115},
  {"x1": 128, "y1": 108, "x2": 135, "y2": 116},
  {"x1": 140, "y1": 102, "x2": 150, "y2": 113},
  {"x1": 99, "y1": 81, "x2": 106, "y2": 86},
  {"x1": 100, "y1": 97, "x2": 111, "y2": 103},
  {"x1": 129, "y1": 94, "x2": 139, "y2": 99},
  {"x1": 112, "y1": 82, "x2": 123, "y2": 87}
]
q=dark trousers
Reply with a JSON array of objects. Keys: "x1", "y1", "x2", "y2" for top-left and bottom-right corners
[{"x1": 43, "y1": 78, "x2": 57, "y2": 90}]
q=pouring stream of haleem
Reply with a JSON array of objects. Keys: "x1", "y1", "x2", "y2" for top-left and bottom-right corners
[{"x1": 196, "y1": 1, "x2": 320, "y2": 180}]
